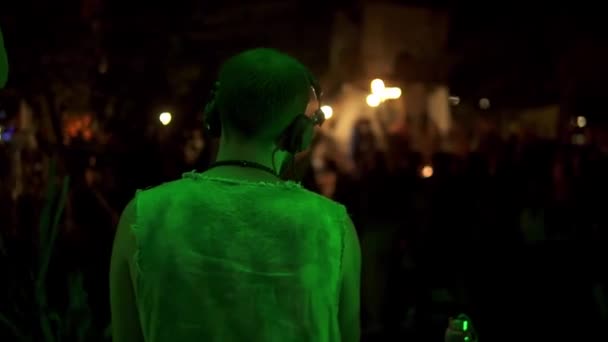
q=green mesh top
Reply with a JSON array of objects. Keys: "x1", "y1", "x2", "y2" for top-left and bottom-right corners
[{"x1": 130, "y1": 171, "x2": 348, "y2": 342}]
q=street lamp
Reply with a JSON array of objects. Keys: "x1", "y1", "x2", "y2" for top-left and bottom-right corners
[
  {"x1": 159, "y1": 112, "x2": 172, "y2": 125},
  {"x1": 366, "y1": 94, "x2": 381, "y2": 107},
  {"x1": 371, "y1": 79, "x2": 385, "y2": 94},
  {"x1": 320, "y1": 105, "x2": 333, "y2": 119},
  {"x1": 382, "y1": 87, "x2": 402, "y2": 100},
  {"x1": 576, "y1": 116, "x2": 587, "y2": 128},
  {"x1": 421, "y1": 165, "x2": 434, "y2": 178},
  {"x1": 367, "y1": 78, "x2": 401, "y2": 107}
]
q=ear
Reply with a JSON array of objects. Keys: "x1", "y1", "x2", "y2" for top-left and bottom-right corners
[
  {"x1": 276, "y1": 117, "x2": 299, "y2": 153},
  {"x1": 277, "y1": 115, "x2": 313, "y2": 154}
]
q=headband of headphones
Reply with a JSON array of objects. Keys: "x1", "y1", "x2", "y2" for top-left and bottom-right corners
[
  {"x1": 306, "y1": 72, "x2": 326, "y2": 126},
  {"x1": 307, "y1": 79, "x2": 326, "y2": 127}
]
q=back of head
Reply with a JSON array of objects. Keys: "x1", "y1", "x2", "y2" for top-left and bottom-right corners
[{"x1": 217, "y1": 48, "x2": 311, "y2": 142}]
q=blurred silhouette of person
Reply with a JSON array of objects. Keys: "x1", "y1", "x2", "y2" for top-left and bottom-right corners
[
  {"x1": 0, "y1": 25, "x2": 7, "y2": 88},
  {"x1": 352, "y1": 119, "x2": 384, "y2": 178},
  {"x1": 350, "y1": 118, "x2": 402, "y2": 335},
  {"x1": 67, "y1": 159, "x2": 117, "y2": 333},
  {"x1": 110, "y1": 48, "x2": 361, "y2": 342},
  {"x1": 350, "y1": 118, "x2": 392, "y2": 227}
]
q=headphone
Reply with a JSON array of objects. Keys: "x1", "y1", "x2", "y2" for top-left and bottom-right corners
[{"x1": 203, "y1": 75, "x2": 326, "y2": 155}]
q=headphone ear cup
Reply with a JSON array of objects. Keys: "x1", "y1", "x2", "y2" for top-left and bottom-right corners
[
  {"x1": 203, "y1": 82, "x2": 221, "y2": 137},
  {"x1": 203, "y1": 100, "x2": 221, "y2": 137},
  {"x1": 278, "y1": 115, "x2": 313, "y2": 154},
  {"x1": 299, "y1": 119, "x2": 314, "y2": 151}
]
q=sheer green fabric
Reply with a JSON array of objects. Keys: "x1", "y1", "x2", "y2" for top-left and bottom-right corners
[{"x1": 130, "y1": 172, "x2": 347, "y2": 342}]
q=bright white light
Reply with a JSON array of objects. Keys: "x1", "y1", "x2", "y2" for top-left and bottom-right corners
[
  {"x1": 449, "y1": 96, "x2": 460, "y2": 106},
  {"x1": 159, "y1": 112, "x2": 172, "y2": 125},
  {"x1": 576, "y1": 116, "x2": 587, "y2": 128},
  {"x1": 320, "y1": 105, "x2": 333, "y2": 119},
  {"x1": 421, "y1": 165, "x2": 434, "y2": 178},
  {"x1": 382, "y1": 87, "x2": 402, "y2": 100},
  {"x1": 366, "y1": 94, "x2": 381, "y2": 107},
  {"x1": 371, "y1": 79, "x2": 385, "y2": 94}
]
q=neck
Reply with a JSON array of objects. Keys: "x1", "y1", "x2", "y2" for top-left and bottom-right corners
[
  {"x1": 208, "y1": 138, "x2": 289, "y2": 180},
  {"x1": 216, "y1": 139, "x2": 276, "y2": 167}
]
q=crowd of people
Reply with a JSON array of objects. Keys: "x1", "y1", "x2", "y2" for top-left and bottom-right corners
[
  {"x1": 306, "y1": 117, "x2": 608, "y2": 340},
  {"x1": 2, "y1": 111, "x2": 607, "y2": 340}
]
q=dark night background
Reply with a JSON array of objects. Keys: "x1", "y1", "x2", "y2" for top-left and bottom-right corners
[{"x1": 1, "y1": 1, "x2": 608, "y2": 341}]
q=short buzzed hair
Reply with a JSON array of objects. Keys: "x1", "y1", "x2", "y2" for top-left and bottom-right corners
[{"x1": 216, "y1": 48, "x2": 311, "y2": 142}]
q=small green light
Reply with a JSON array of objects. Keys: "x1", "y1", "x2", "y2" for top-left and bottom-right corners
[{"x1": 463, "y1": 320, "x2": 468, "y2": 332}]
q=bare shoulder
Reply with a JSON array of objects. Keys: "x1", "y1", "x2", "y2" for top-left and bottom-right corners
[
  {"x1": 138, "y1": 178, "x2": 192, "y2": 196},
  {"x1": 133, "y1": 178, "x2": 194, "y2": 209},
  {"x1": 338, "y1": 202, "x2": 361, "y2": 342},
  {"x1": 341, "y1": 206, "x2": 360, "y2": 273},
  {"x1": 297, "y1": 187, "x2": 348, "y2": 212},
  {"x1": 113, "y1": 198, "x2": 138, "y2": 264}
]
